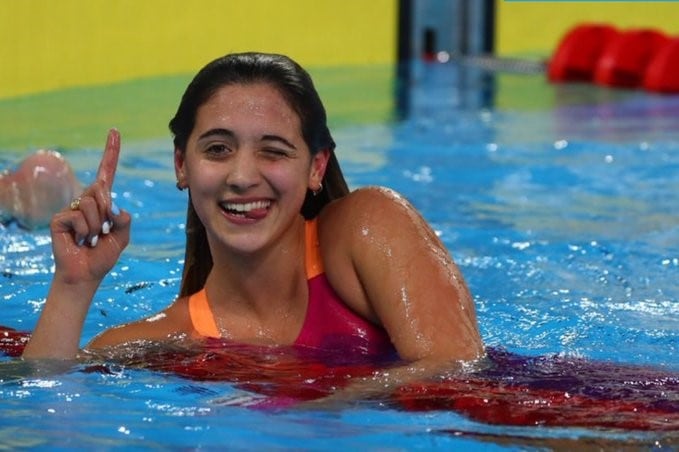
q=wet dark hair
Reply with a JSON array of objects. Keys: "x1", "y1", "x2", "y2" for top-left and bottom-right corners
[{"x1": 169, "y1": 52, "x2": 349, "y2": 297}]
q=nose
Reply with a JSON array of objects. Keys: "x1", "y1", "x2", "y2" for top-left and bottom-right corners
[{"x1": 226, "y1": 149, "x2": 260, "y2": 192}]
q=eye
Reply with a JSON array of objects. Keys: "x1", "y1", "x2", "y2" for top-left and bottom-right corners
[
  {"x1": 204, "y1": 143, "x2": 230, "y2": 157},
  {"x1": 261, "y1": 147, "x2": 290, "y2": 159}
]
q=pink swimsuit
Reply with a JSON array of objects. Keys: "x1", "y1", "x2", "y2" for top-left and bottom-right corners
[{"x1": 188, "y1": 218, "x2": 396, "y2": 357}]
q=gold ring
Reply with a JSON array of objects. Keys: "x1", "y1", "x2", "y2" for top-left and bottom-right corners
[{"x1": 69, "y1": 197, "x2": 81, "y2": 211}]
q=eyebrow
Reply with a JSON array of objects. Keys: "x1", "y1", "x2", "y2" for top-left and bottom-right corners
[
  {"x1": 197, "y1": 128, "x2": 235, "y2": 141},
  {"x1": 197, "y1": 128, "x2": 297, "y2": 150},
  {"x1": 261, "y1": 134, "x2": 297, "y2": 150}
]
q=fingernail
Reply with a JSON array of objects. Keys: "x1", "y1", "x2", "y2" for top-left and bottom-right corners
[
  {"x1": 90, "y1": 235, "x2": 99, "y2": 247},
  {"x1": 102, "y1": 221, "x2": 111, "y2": 235},
  {"x1": 77, "y1": 237, "x2": 86, "y2": 247},
  {"x1": 111, "y1": 202, "x2": 120, "y2": 216}
]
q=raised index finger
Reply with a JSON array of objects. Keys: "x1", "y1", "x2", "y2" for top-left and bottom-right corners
[{"x1": 96, "y1": 128, "x2": 121, "y2": 191}]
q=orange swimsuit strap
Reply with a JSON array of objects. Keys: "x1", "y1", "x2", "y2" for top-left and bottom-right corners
[{"x1": 188, "y1": 287, "x2": 220, "y2": 338}]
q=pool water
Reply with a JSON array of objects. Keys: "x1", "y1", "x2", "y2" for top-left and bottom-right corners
[{"x1": 2, "y1": 62, "x2": 679, "y2": 448}]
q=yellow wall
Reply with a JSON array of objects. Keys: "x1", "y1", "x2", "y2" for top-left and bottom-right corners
[
  {"x1": 6, "y1": 1, "x2": 679, "y2": 98},
  {"x1": 496, "y1": 0, "x2": 679, "y2": 57},
  {"x1": 0, "y1": 0, "x2": 397, "y2": 100}
]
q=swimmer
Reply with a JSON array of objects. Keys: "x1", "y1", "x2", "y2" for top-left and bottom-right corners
[
  {"x1": 22, "y1": 53, "x2": 483, "y2": 400},
  {"x1": 0, "y1": 150, "x2": 81, "y2": 230}
]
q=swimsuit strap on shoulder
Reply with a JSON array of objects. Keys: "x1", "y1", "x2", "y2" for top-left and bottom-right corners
[
  {"x1": 305, "y1": 218, "x2": 323, "y2": 280},
  {"x1": 188, "y1": 288, "x2": 221, "y2": 338}
]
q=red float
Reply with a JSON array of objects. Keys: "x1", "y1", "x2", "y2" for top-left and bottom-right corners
[
  {"x1": 594, "y1": 29, "x2": 669, "y2": 88},
  {"x1": 547, "y1": 23, "x2": 619, "y2": 82},
  {"x1": 548, "y1": 23, "x2": 679, "y2": 93},
  {"x1": 3, "y1": 325, "x2": 679, "y2": 431},
  {"x1": 644, "y1": 37, "x2": 679, "y2": 93}
]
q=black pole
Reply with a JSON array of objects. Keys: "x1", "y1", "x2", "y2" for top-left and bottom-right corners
[
  {"x1": 396, "y1": 0, "x2": 412, "y2": 119},
  {"x1": 482, "y1": 0, "x2": 495, "y2": 54}
]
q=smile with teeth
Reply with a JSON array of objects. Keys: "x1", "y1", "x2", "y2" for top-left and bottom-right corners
[{"x1": 221, "y1": 200, "x2": 271, "y2": 216}]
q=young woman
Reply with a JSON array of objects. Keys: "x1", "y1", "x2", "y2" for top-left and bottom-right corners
[
  {"x1": 22, "y1": 53, "x2": 483, "y2": 387},
  {"x1": 1, "y1": 149, "x2": 81, "y2": 230}
]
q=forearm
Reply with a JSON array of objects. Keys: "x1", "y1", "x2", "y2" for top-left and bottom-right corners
[
  {"x1": 22, "y1": 277, "x2": 101, "y2": 359},
  {"x1": 309, "y1": 356, "x2": 471, "y2": 407}
]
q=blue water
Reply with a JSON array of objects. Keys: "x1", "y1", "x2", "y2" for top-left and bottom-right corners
[{"x1": 2, "y1": 63, "x2": 679, "y2": 448}]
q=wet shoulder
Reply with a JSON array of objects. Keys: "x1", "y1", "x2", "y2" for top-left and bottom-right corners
[
  {"x1": 315, "y1": 186, "x2": 421, "y2": 321},
  {"x1": 319, "y1": 186, "x2": 420, "y2": 240},
  {"x1": 87, "y1": 296, "x2": 193, "y2": 350}
]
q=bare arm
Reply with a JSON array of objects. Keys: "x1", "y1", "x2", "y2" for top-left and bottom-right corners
[
  {"x1": 313, "y1": 187, "x2": 483, "y2": 404},
  {"x1": 22, "y1": 130, "x2": 132, "y2": 359},
  {"x1": 325, "y1": 186, "x2": 483, "y2": 361}
]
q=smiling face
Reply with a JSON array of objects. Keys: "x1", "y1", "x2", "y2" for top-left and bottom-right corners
[{"x1": 175, "y1": 82, "x2": 328, "y2": 255}]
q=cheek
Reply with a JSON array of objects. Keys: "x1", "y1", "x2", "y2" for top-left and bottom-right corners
[
  {"x1": 185, "y1": 164, "x2": 224, "y2": 220},
  {"x1": 188, "y1": 171, "x2": 222, "y2": 229},
  {"x1": 187, "y1": 160, "x2": 223, "y2": 190},
  {"x1": 265, "y1": 164, "x2": 311, "y2": 197}
]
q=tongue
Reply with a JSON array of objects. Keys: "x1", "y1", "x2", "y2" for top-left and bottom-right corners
[{"x1": 244, "y1": 207, "x2": 268, "y2": 220}]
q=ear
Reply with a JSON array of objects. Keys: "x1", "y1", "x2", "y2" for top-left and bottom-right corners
[
  {"x1": 174, "y1": 147, "x2": 187, "y2": 189},
  {"x1": 308, "y1": 149, "x2": 330, "y2": 191}
]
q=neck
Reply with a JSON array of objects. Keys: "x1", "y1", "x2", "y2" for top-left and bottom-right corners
[{"x1": 204, "y1": 216, "x2": 308, "y2": 319}]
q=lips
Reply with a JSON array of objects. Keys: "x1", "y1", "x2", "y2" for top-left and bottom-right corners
[{"x1": 220, "y1": 199, "x2": 271, "y2": 220}]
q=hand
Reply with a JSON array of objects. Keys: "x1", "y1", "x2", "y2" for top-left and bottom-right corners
[{"x1": 49, "y1": 129, "x2": 131, "y2": 285}]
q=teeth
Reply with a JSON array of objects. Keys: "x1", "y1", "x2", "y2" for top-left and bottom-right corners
[{"x1": 223, "y1": 200, "x2": 270, "y2": 213}]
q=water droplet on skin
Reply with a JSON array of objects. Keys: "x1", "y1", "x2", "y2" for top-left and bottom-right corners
[{"x1": 145, "y1": 313, "x2": 167, "y2": 323}]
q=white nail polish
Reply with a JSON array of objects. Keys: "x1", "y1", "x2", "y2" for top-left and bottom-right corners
[
  {"x1": 77, "y1": 237, "x2": 86, "y2": 247},
  {"x1": 90, "y1": 235, "x2": 99, "y2": 247},
  {"x1": 102, "y1": 221, "x2": 111, "y2": 235}
]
